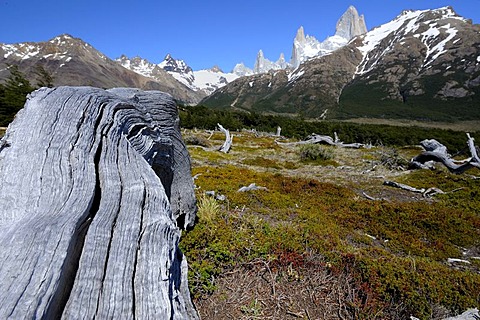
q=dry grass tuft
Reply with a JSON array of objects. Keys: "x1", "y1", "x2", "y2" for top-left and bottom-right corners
[{"x1": 197, "y1": 193, "x2": 220, "y2": 223}]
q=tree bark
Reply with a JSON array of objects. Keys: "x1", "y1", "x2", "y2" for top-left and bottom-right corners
[{"x1": 0, "y1": 87, "x2": 198, "y2": 319}]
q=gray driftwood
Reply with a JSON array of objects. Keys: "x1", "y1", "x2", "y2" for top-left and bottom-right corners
[
  {"x1": 383, "y1": 180, "x2": 451, "y2": 198},
  {"x1": 0, "y1": 87, "x2": 198, "y2": 319},
  {"x1": 276, "y1": 126, "x2": 282, "y2": 137},
  {"x1": 218, "y1": 123, "x2": 233, "y2": 153},
  {"x1": 276, "y1": 132, "x2": 365, "y2": 149},
  {"x1": 237, "y1": 183, "x2": 268, "y2": 192},
  {"x1": 410, "y1": 134, "x2": 480, "y2": 174}
]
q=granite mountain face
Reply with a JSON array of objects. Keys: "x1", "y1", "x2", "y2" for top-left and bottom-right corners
[
  {"x1": 249, "y1": 5, "x2": 367, "y2": 73},
  {"x1": 290, "y1": 5, "x2": 367, "y2": 69},
  {"x1": 0, "y1": 35, "x2": 203, "y2": 105},
  {"x1": 202, "y1": 7, "x2": 480, "y2": 121}
]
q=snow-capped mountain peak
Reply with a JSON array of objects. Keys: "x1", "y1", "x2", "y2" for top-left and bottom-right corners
[
  {"x1": 356, "y1": 6, "x2": 467, "y2": 75},
  {"x1": 209, "y1": 65, "x2": 223, "y2": 73},
  {"x1": 254, "y1": 50, "x2": 291, "y2": 74},
  {"x1": 290, "y1": 5, "x2": 367, "y2": 69},
  {"x1": 117, "y1": 54, "x2": 241, "y2": 96},
  {"x1": 159, "y1": 54, "x2": 193, "y2": 74},
  {"x1": 295, "y1": 26, "x2": 307, "y2": 44},
  {"x1": 233, "y1": 63, "x2": 253, "y2": 77}
]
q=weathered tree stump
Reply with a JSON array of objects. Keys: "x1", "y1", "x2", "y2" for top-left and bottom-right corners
[{"x1": 0, "y1": 87, "x2": 198, "y2": 319}]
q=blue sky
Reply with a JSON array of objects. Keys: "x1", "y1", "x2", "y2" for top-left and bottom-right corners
[{"x1": 1, "y1": 1, "x2": 479, "y2": 71}]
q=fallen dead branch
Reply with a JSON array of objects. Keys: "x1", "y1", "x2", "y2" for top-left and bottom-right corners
[
  {"x1": 383, "y1": 181, "x2": 452, "y2": 198},
  {"x1": 410, "y1": 133, "x2": 480, "y2": 174},
  {"x1": 383, "y1": 181, "x2": 426, "y2": 194},
  {"x1": 276, "y1": 132, "x2": 366, "y2": 149},
  {"x1": 362, "y1": 192, "x2": 383, "y2": 201}
]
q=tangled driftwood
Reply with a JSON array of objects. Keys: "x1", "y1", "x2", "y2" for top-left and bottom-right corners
[
  {"x1": 410, "y1": 133, "x2": 480, "y2": 174},
  {"x1": 276, "y1": 132, "x2": 366, "y2": 149},
  {"x1": 0, "y1": 87, "x2": 198, "y2": 319}
]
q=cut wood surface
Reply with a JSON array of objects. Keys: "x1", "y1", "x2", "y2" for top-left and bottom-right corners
[{"x1": 0, "y1": 87, "x2": 198, "y2": 319}]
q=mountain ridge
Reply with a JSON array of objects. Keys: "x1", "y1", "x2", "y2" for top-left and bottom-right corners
[
  {"x1": 2, "y1": 6, "x2": 478, "y2": 123},
  {"x1": 201, "y1": 6, "x2": 480, "y2": 122},
  {"x1": 0, "y1": 34, "x2": 204, "y2": 104}
]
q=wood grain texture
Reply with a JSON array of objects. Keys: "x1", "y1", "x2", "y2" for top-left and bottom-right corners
[{"x1": 0, "y1": 87, "x2": 198, "y2": 319}]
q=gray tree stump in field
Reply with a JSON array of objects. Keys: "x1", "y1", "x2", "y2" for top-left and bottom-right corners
[{"x1": 0, "y1": 87, "x2": 198, "y2": 319}]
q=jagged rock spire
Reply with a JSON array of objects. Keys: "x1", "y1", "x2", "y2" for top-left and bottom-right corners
[
  {"x1": 295, "y1": 26, "x2": 306, "y2": 44},
  {"x1": 335, "y1": 5, "x2": 367, "y2": 40}
]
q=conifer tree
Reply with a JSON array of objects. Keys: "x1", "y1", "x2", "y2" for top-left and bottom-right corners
[
  {"x1": 0, "y1": 64, "x2": 35, "y2": 126},
  {"x1": 34, "y1": 65, "x2": 54, "y2": 88}
]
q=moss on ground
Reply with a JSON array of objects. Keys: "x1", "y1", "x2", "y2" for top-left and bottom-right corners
[{"x1": 181, "y1": 130, "x2": 480, "y2": 319}]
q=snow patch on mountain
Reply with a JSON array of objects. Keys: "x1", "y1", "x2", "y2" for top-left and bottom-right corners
[
  {"x1": 193, "y1": 69, "x2": 239, "y2": 95},
  {"x1": 2, "y1": 43, "x2": 40, "y2": 59},
  {"x1": 117, "y1": 55, "x2": 157, "y2": 78},
  {"x1": 117, "y1": 54, "x2": 240, "y2": 95},
  {"x1": 0, "y1": 34, "x2": 97, "y2": 64},
  {"x1": 49, "y1": 34, "x2": 74, "y2": 46},
  {"x1": 356, "y1": 6, "x2": 465, "y2": 75},
  {"x1": 287, "y1": 67, "x2": 305, "y2": 82}
]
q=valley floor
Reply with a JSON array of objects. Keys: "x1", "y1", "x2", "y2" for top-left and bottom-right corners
[
  {"x1": 180, "y1": 129, "x2": 480, "y2": 320},
  {"x1": 341, "y1": 119, "x2": 480, "y2": 133}
]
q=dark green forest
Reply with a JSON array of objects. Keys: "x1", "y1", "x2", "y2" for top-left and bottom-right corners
[
  {"x1": 179, "y1": 105, "x2": 479, "y2": 152},
  {"x1": 0, "y1": 65, "x2": 53, "y2": 126}
]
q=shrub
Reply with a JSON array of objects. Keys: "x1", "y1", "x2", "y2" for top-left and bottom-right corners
[
  {"x1": 298, "y1": 144, "x2": 334, "y2": 162},
  {"x1": 183, "y1": 134, "x2": 210, "y2": 147}
]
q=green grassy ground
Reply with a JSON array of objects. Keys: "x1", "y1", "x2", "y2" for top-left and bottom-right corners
[{"x1": 180, "y1": 129, "x2": 480, "y2": 319}]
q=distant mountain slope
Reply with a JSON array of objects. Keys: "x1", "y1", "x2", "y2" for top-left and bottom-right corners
[
  {"x1": 202, "y1": 45, "x2": 363, "y2": 117},
  {"x1": 117, "y1": 54, "x2": 240, "y2": 96},
  {"x1": 202, "y1": 7, "x2": 480, "y2": 122},
  {"x1": 0, "y1": 34, "x2": 203, "y2": 104},
  {"x1": 339, "y1": 7, "x2": 480, "y2": 121}
]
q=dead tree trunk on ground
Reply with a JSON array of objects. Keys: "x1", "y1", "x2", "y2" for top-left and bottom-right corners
[
  {"x1": 410, "y1": 133, "x2": 480, "y2": 174},
  {"x1": 276, "y1": 132, "x2": 365, "y2": 149},
  {"x1": 0, "y1": 87, "x2": 198, "y2": 319}
]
